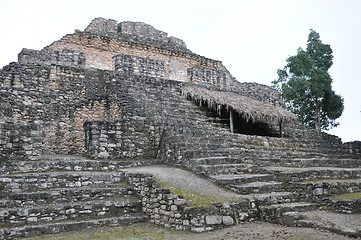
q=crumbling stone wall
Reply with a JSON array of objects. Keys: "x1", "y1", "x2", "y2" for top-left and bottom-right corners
[
  {"x1": 114, "y1": 54, "x2": 166, "y2": 78},
  {"x1": 18, "y1": 48, "x2": 85, "y2": 67},
  {"x1": 84, "y1": 17, "x2": 188, "y2": 52},
  {"x1": 187, "y1": 67, "x2": 227, "y2": 87},
  {"x1": 84, "y1": 117, "x2": 161, "y2": 159},
  {"x1": 45, "y1": 18, "x2": 286, "y2": 106},
  {"x1": 126, "y1": 172, "x2": 257, "y2": 232},
  {"x1": 0, "y1": 123, "x2": 42, "y2": 160},
  {"x1": 235, "y1": 82, "x2": 284, "y2": 106},
  {"x1": 343, "y1": 141, "x2": 361, "y2": 158},
  {"x1": 46, "y1": 18, "x2": 233, "y2": 84},
  {"x1": 0, "y1": 48, "x2": 122, "y2": 157}
]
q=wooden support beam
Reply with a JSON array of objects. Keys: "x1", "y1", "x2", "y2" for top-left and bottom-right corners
[
  {"x1": 279, "y1": 119, "x2": 283, "y2": 138},
  {"x1": 230, "y1": 109, "x2": 234, "y2": 133}
]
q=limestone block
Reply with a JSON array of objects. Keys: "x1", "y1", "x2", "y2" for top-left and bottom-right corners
[
  {"x1": 27, "y1": 217, "x2": 38, "y2": 222},
  {"x1": 97, "y1": 151, "x2": 110, "y2": 158},
  {"x1": 239, "y1": 212, "x2": 249, "y2": 221},
  {"x1": 205, "y1": 215, "x2": 222, "y2": 225},
  {"x1": 222, "y1": 216, "x2": 235, "y2": 225},
  {"x1": 0, "y1": 210, "x2": 9, "y2": 217},
  {"x1": 174, "y1": 198, "x2": 187, "y2": 205}
]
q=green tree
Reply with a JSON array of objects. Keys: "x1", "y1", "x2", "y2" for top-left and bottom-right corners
[{"x1": 272, "y1": 29, "x2": 344, "y2": 132}]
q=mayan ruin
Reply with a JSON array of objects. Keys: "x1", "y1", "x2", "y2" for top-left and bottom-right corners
[{"x1": 0, "y1": 17, "x2": 360, "y2": 239}]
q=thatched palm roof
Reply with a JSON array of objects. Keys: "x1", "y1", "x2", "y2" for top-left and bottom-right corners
[{"x1": 182, "y1": 86, "x2": 297, "y2": 124}]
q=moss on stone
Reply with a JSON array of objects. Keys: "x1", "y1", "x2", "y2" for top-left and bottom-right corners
[
  {"x1": 329, "y1": 192, "x2": 361, "y2": 200},
  {"x1": 301, "y1": 179, "x2": 360, "y2": 184},
  {"x1": 26, "y1": 222, "x2": 183, "y2": 240},
  {"x1": 157, "y1": 180, "x2": 216, "y2": 207}
]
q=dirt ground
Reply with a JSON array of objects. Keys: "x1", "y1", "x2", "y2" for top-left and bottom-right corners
[{"x1": 27, "y1": 221, "x2": 359, "y2": 240}]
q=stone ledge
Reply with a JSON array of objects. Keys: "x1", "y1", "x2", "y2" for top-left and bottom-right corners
[{"x1": 125, "y1": 171, "x2": 257, "y2": 232}]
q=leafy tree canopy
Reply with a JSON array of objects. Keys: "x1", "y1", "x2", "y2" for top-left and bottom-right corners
[{"x1": 272, "y1": 29, "x2": 344, "y2": 132}]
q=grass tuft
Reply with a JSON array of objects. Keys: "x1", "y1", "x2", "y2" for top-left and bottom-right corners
[
  {"x1": 329, "y1": 192, "x2": 361, "y2": 200},
  {"x1": 157, "y1": 180, "x2": 216, "y2": 207}
]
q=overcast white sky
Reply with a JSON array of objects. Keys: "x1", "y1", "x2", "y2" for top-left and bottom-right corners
[{"x1": 0, "y1": 0, "x2": 360, "y2": 142}]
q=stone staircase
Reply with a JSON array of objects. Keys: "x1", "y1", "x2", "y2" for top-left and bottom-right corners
[
  {"x1": 2, "y1": 73, "x2": 356, "y2": 238},
  {"x1": 0, "y1": 155, "x2": 151, "y2": 239},
  {"x1": 107, "y1": 74, "x2": 361, "y2": 226}
]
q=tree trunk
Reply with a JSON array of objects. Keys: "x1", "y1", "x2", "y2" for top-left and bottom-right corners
[{"x1": 315, "y1": 103, "x2": 321, "y2": 134}]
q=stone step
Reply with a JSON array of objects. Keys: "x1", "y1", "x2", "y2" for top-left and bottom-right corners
[
  {"x1": 172, "y1": 142, "x2": 244, "y2": 152},
  {"x1": 259, "y1": 202, "x2": 317, "y2": 222},
  {"x1": 263, "y1": 167, "x2": 361, "y2": 182},
  {"x1": 241, "y1": 191, "x2": 299, "y2": 205},
  {"x1": 188, "y1": 157, "x2": 244, "y2": 166},
  {"x1": 325, "y1": 192, "x2": 361, "y2": 214},
  {"x1": 0, "y1": 214, "x2": 146, "y2": 240},
  {"x1": 208, "y1": 173, "x2": 276, "y2": 185},
  {"x1": 230, "y1": 181, "x2": 285, "y2": 194},
  {"x1": 189, "y1": 156, "x2": 361, "y2": 174},
  {"x1": 0, "y1": 196, "x2": 142, "y2": 225},
  {"x1": 295, "y1": 178, "x2": 361, "y2": 200},
  {"x1": 294, "y1": 210, "x2": 361, "y2": 237},
  {"x1": 1, "y1": 171, "x2": 125, "y2": 192},
  {"x1": 247, "y1": 158, "x2": 361, "y2": 168},
  {"x1": 0, "y1": 155, "x2": 158, "y2": 174},
  {"x1": 196, "y1": 163, "x2": 254, "y2": 175},
  {"x1": 0, "y1": 184, "x2": 135, "y2": 208},
  {"x1": 168, "y1": 133, "x2": 339, "y2": 155},
  {"x1": 184, "y1": 148, "x2": 248, "y2": 159},
  {"x1": 180, "y1": 144, "x2": 331, "y2": 161}
]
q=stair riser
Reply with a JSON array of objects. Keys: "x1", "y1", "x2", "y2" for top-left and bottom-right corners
[
  {"x1": 197, "y1": 165, "x2": 253, "y2": 175},
  {"x1": 327, "y1": 199, "x2": 361, "y2": 214},
  {"x1": 276, "y1": 170, "x2": 361, "y2": 182},
  {"x1": 214, "y1": 175, "x2": 276, "y2": 185},
  {"x1": 184, "y1": 150, "x2": 245, "y2": 159},
  {"x1": 0, "y1": 216, "x2": 146, "y2": 240},
  {"x1": 231, "y1": 183, "x2": 285, "y2": 195},
  {"x1": 0, "y1": 187, "x2": 135, "y2": 207},
  {"x1": 249, "y1": 159, "x2": 361, "y2": 168},
  {"x1": 252, "y1": 193, "x2": 300, "y2": 206},
  {"x1": 289, "y1": 182, "x2": 361, "y2": 200},
  {"x1": 260, "y1": 204, "x2": 316, "y2": 222},
  {"x1": 0, "y1": 200, "x2": 142, "y2": 225},
  {"x1": 188, "y1": 157, "x2": 242, "y2": 166},
  {"x1": 0, "y1": 173, "x2": 124, "y2": 192},
  {"x1": 0, "y1": 160, "x2": 156, "y2": 174}
]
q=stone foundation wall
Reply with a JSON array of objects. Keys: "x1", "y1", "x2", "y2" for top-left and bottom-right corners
[
  {"x1": 113, "y1": 54, "x2": 166, "y2": 78},
  {"x1": 84, "y1": 117, "x2": 161, "y2": 159},
  {"x1": 18, "y1": 48, "x2": 85, "y2": 67},
  {"x1": 45, "y1": 20, "x2": 285, "y2": 106},
  {"x1": 343, "y1": 141, "x2": 361, "y2": 158},
  {"x1": 85, "y1": 18, "x2": 188, "y2": 52},
  {"x1": 187, "y1": 67, "x2": 228, "y2": 87},
  {"x1": 235, "y1": 82, "x2": 284, "y2": 106},
  {"x1": 0, "y1": 49, "x2": 121, "y2": 157},
  {"x1": 41, "y1": 99, "x2": 121, "y2": 155},
  {"x1": 46, "y1": 32, "x2": 228, "y2": 83},
  {"x1": 126, "y1": 172, "x2": 257, "y2": 232},
  {"x1": 0, "y1": 123, "x2": 42, "y2": 160}
]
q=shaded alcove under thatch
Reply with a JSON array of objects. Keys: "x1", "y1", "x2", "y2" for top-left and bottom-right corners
[{"x1": 182, "y1": 86, "x2": 297, "y2": 137}]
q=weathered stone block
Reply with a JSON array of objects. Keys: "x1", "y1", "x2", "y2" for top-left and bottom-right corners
[
  {"x1": 205, "y1": 215, "x2": 222, "y2": 225},
  {"x1": 222, "y1": 216, "x2": 234, "y2": 225}
]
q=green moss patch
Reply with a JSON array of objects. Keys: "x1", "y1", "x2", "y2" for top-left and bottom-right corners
[
  {"x1": 301, "y1": 179, "x2": 360, "y2": 184},
  {"x1": 329, "y1": 192, "x2": 361, "y2": 200},
  {"x1": 157, "y1": 180, "x2": 216, "y2": 207},
  {"x1": 26, "y1": 223, "x2": 185, "y2": 240}
]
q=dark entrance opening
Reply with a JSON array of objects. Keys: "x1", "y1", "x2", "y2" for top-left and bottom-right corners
[{"x1": 198, "y1": 101, "x2": 280, "y2": 137}]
